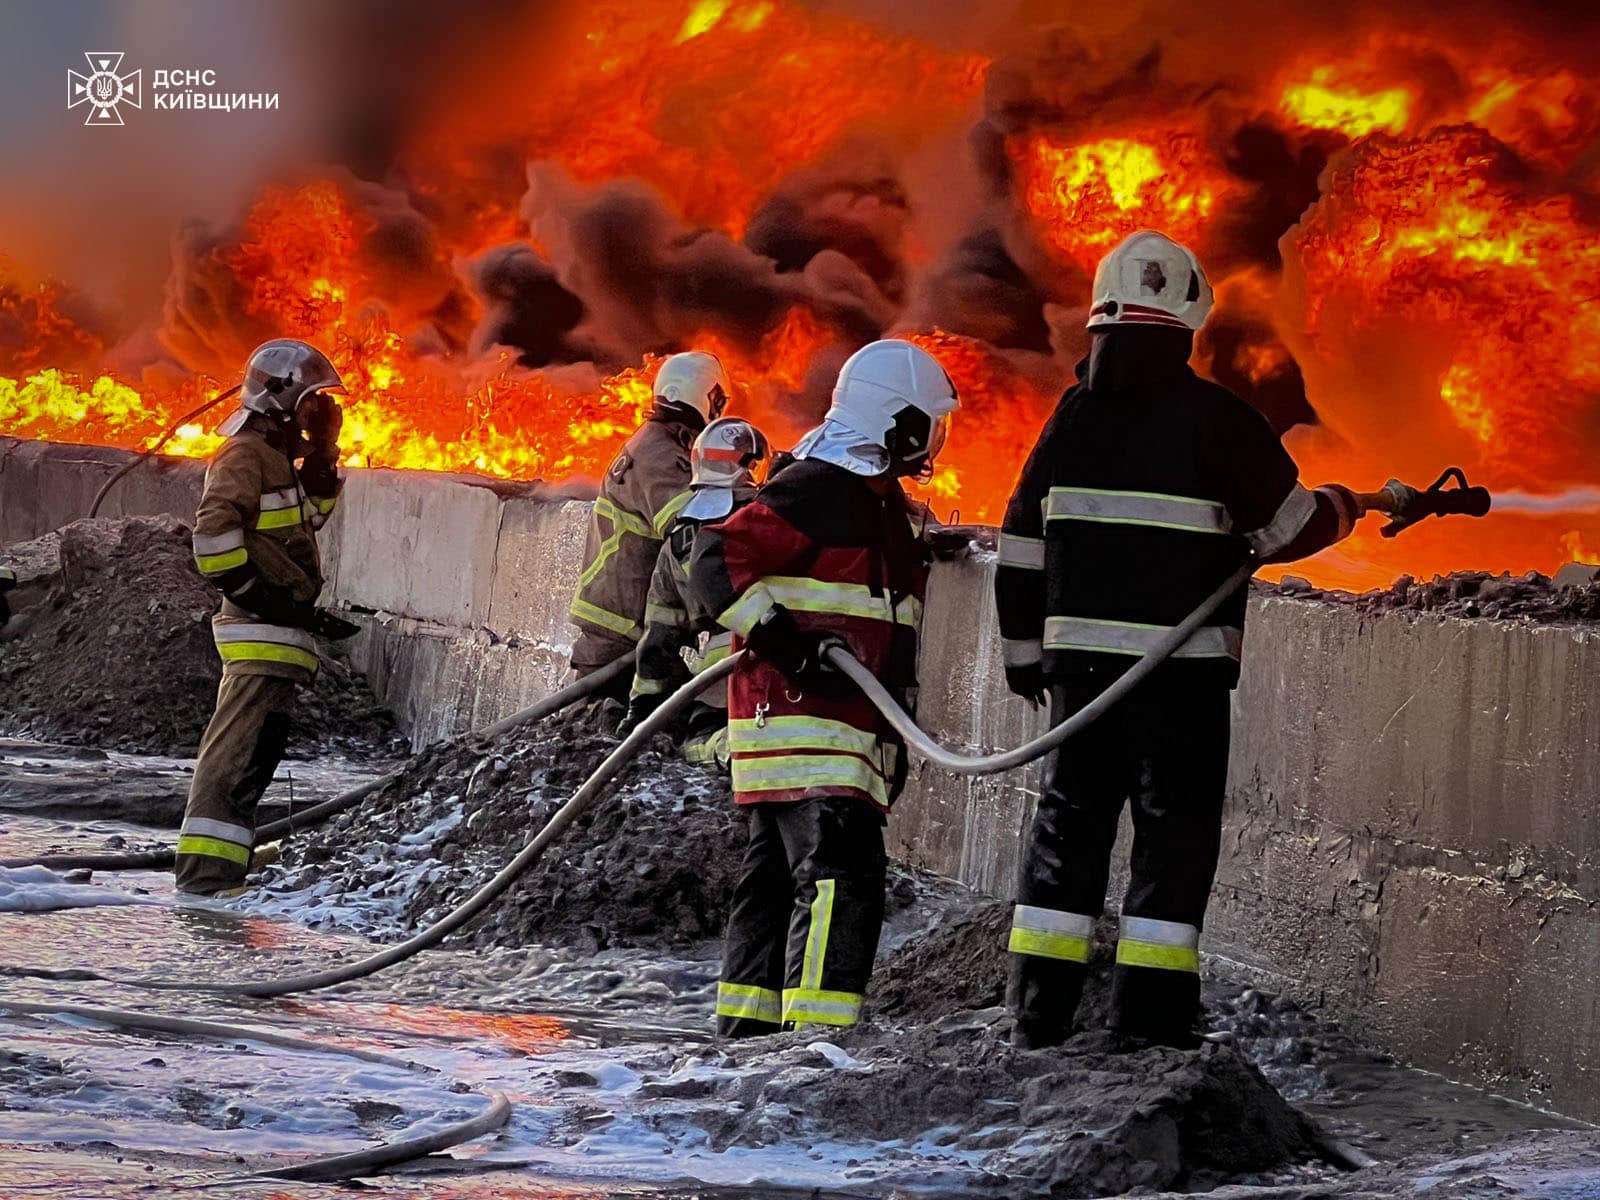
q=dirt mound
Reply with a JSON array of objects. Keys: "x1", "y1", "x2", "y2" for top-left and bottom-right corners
[
  {"x1": 266, "y1": 698, "x2": 931, "y2": 952},
  {"x1": 0, "y1": 516, "x2": 403, "y2": 759},
  {"x1": 1264, "y1": 570, "x2": 1600, "y2": 624},
  {"x1": 680, "y1": 1016, "x2": 1321, "y2": 1195}
]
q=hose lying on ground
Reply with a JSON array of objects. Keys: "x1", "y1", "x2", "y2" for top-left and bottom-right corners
[
  {"x1": 0, "y1": 999, "x2": 511, "y2": 1182},
  {"x1": 3, "y1": 557, "x2": 1254, "y2": 998},
  {"x1": 0, "y1": 653, "x2": 635, "y2": 872}
]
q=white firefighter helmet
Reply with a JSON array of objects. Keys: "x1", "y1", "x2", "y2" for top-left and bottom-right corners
[
  {"x1": 683, "y1": 417, "x2": 770, "y2": 521},
  {"x1": 1086, "y1": 230, "x2": 1214, "y2": 332},
  {"x1": 793, "y1": 339, "x2": 959, "y2": 477},
  {"x1": 218, "y1": 339, "x2": 344, "y2": 436},
  {"x1": 653, "y1": 350, "x2": 732, "y2": 422}
]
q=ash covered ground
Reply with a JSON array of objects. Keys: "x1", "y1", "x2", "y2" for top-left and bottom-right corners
[{"x1": 0, "y1": 516, "x2": 405, "y2": 759}]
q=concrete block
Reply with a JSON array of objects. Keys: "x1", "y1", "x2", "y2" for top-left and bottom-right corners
[
  {"x1": 487, "y1": 496, "x2": 590, "y2": 647},
  {"x1": 324, "y1": 469, "x2": 504, "y2": 628}
]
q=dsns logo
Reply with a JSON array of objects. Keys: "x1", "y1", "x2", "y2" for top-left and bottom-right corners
[{"x1": 68, "y1": 52, "x2": 142, "y2": 125}]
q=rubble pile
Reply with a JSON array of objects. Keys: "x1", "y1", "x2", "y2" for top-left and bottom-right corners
[
  {"x1": 1266, "y1": 569, "x2": 1600, "y2": 622},
  {"x1": 0, "y1": 516, "x2": 403, "y2": 758}
]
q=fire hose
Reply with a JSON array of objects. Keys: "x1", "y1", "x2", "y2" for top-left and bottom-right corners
[
  {"x1": 0, "y1": 999, "x2": 511, "y2": 1182},
  {"x1": 0, "y1": 652, "x2": 635, "y2": 873},
  {"x1": 4, "y1": 557, "x2": 1253, "y2": 999},
  {"x1": 86, "y1": 385, "x2": 241, "y2": 521}
]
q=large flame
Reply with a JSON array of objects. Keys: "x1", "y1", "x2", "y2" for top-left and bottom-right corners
[{"x1": 2, "y1": 5, "x2": 1597, "y2": 588}]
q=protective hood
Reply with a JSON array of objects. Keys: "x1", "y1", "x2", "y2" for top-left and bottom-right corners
[
  {"x1": 682, "y1": 485, "x2": 737, "y2": 522},
  {"x1": 791, "y1": 417, "x2": 890, "y2": 477}
]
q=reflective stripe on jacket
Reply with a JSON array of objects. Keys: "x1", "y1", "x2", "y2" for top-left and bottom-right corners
[
  {"x1": 690, "y1": 459, "x2": 929, "y2": 815},
  {"x1": 191, "y1": 425, "x2": 338, "y2": 683},
  {"x1": 570, "y1": 414, "x2": 695, "y2": 645},
  {"x1": 995, "y1": 363, "x2": 1352, "y2": 689}
]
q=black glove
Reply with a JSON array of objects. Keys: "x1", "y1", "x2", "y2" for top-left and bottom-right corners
[
  {"x1": 745, "y1": 606, "x2": 845, "y2": 686},
  {"x1": 299, "y1": 447, "x2": 341, "y2": 498},
  {"x1": 925, "y1": 527, "x2": 974, "y2": 562},
  {"x1": 616, "y1": 694, "x2": 664, "y2": 740},
  {"x1": 307, "y1": 609, "x2": 361, "y2": 641},
  {"x1": 227, "y1": 578, "x2": 314, "y2": 628},
  {"x1": 298, "y1": 393, "x2": 344, "y2": 450},
  {"x1": 0, "y1": 592, "x2": 10, "y2": 631},
  {"x1": 1005, "y1": 662, "x2": 1048, "y2": 709}
]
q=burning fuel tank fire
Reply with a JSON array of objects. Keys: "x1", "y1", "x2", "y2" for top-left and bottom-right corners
[{"x1": 1, "y1": 0, "x2": 1597, "y2": 591}]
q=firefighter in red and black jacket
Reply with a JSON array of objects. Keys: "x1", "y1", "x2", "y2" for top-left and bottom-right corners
[
  {"x1": 997, "y1": 231, "x2": 1395, "y2": 1048},
  {"x1": 690, "y1": 339, "x2": 959, "y2": 1036}
]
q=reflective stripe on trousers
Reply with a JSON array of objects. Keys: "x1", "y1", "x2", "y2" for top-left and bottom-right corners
[
  {"x1": 1116, "y1": 914, "x2": 1200, "y2": 973},
  {"x1": 1043, "y1": 617, "x2": 1243, "y2": 661},
  {"x1": 716, "y1": 981, "x2": 782, "y2": 1024},
  {"x1": 1043, "y1": 487, "x2": 1231, "y2": 535},
  {"x1": 1008, "y1": 904, "x2": 1094, "y2": 962}
]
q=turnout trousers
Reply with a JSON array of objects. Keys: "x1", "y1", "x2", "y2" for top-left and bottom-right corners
[
  {"x1": 173, "y1": 674, "x2": 298, "y2": 895},
  {"x1": 1008, "y1": 678, "x2": 1231, "y2": 1045},
  {"x1": 716, "y1": 795, "x2": 887, "y2": 1037}
]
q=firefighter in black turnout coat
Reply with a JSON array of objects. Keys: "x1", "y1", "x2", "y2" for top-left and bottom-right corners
[{"x1": 996, "y1": 230, "x2": 1389, "y2": 1048}]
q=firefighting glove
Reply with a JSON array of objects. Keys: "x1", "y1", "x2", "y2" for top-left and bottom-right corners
[
  {"x1": 227, "y1": 577, "x2": 316, "y2": 629},
  {"x1": 298, "y1": 448, "x2": 341, "y2": 499},
  {"x1": 925, "y1": 527, "x2": 975, "y2": 562},
  {"x1": 299, "y1": 392, "x2": 344, "y2": 451},
  {"x1": 616, "y1": 694, "x2": 664, "y2": 740},
  {"x1": 307, "y1": 609, "x2": 361, "y2": 641},
  {"x1": 746, "y1": 605, "x2": 847, "y2": 688},
  {"x1": 1005, "y1": 663, "x2": 1048, "y2": 709}
]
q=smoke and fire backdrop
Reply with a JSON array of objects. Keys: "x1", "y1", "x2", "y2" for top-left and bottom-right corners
[{"x1": 2, "y1": 0, "x2": 1596, "y2": 589}]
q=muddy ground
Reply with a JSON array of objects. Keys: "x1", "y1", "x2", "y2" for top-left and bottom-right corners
[{"x1": 0, "y1": 516, "x2": 404, "y2": 759}]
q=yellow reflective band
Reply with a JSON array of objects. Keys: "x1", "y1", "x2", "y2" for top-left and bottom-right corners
[
  {"x1": 716, "y1": 981, "x2": 782, "y2": 1024},
  {"x1": 691, "y1": 642, "x2": 732, "y2": 672},
  {"x1": 569, "y1": 597, "x2": 643, "y2": 640},
  {"x1": 801, "y1": 879, "x2": 836, "y2": 992},
  {"x1": 0, "y1": 567, "x2": 15, "y2": 582},
  {"x1": 719, "y1": 584, "x2": 775, "y2": 637},
  {"x1": 1116, "y1": 939, "x2": 1200, "y2": 973},
  {"x1": 998, "y1": 533, "x2": 1046, "y2": 571},
  {"x1": 176, "y1": 835, "x2": 251, "y2": 866},
  {"x1": 644, "y1": 602, "x2": 687, "y2": 626},
  {"x1": 1044, "y1": 486, "x2": 1231, "y2": 536},
  {"x1": 732, "y1": 753, "x2": 889, "y2": 808},
  {"x1": 782, "y1": 987, "x2": 863, "y2": 1027},
  {"x1": 728, "y1": 715, "x2": 878, "y2": 758},
  {"x1": 195, "y1": 547, "x2": 248, "y2": 575},
  {"x1": 216, "y1": 641, "x2": 320, "y2": 672},
  {"x1": 595, "y1": 496, "x2": 650, "y2": 537},
  {"x1": 310, "y1": 495, "x2": 338, "y2": 515},
  {"x1": 1043, "y1": 617, "x2": 1243, "y2": 661},
  {"x1": 653, "y1": 489, "x2": 693, "y2": 536},
  {"x1": 631, "y1": 676, "x2": 665, "y2": 697},
  {"x1": 256, "y1": 506, "x2": 305, "y2": 530},
  {"x1": 681, "y1": 728, "x2": 728, "y2": 766},
  {"x1": 761, "y1": 577, "x2": 921, "y2": 627},
  {"x1": 1008, "y1": 928, "x2": 1091, "y2": 962}
]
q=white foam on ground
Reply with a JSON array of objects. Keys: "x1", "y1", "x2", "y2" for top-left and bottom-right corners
[{"x1": 0, "y1": 866, "x2": 158, "y2": 913}]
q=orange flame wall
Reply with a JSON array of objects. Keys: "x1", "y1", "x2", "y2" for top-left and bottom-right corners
[{"x1": 1, "y1": 4, "x2": 1597, "y2": 591}]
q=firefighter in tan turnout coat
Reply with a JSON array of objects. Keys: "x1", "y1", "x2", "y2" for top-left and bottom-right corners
[
  {"x1": 175, "y1": 339, "x2": 353, "y2": 895},
  {"x1": 568, "y1": 351, "x2": 732, "y2": 693}
]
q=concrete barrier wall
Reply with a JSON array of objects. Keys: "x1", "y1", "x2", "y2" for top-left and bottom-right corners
[{"x1": 4, "y1": 437, "x2": 1597, "y2": 1118}]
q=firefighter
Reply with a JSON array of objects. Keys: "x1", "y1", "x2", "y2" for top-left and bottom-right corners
[
  {"x1": 691, "y1": 338, "x2": 958, "y2": 1036},
  {"x1": 616, "y1": 416, "x2": 770, "y2": 765},
  {"x1": 568, "y1": 351, "x2": 732, "y2": 695},
  {"x1": 997, "y1": 230, "x2": 1385, "y2": 1047},
  {"x1": 175, "y1": 339, "x2": 353, "y2": 896}
]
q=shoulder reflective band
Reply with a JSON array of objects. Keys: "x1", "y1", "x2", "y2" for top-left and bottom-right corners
[
  {"x1": 1045, "y1": 487, "x2": 1230, "y2": 535},
  {"x1": 192, "y1": 528, "x2": 247, "y2": 575},
  {"x1": 1008, "y1": 904, "x2": 1094, "y2": 962},
  {"x1": 569, "y1": 596, "x2": 643, "y2": 641},
  {"x1": 716, "y1": 981, "x2": 782, "y2": 1024},
  {"x1": 782, "y1": 987, "x2": 862, "y2": 1027},
  {"x1": 1245, "y1": 483, "x2": 1317, "y2": 557},
  {"x1": 1044, "y1": 617, "x2": 1243, "y2": 661},
  {"x1": 998, "y1": 532, "x2": 1045, "y2": 571},
  {"x1": 1116, "y1": 914, "x2": 1200, "y2": 973},
  {"x1": 1003, "y1": 637, "x2": 1043, "y2": 668},
  {"x1": 212, "y1": 621, "x2": 319, "y2": 672},
  {"x1": 653, "y1": 489, "x2": 693, "y2": 536}
]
